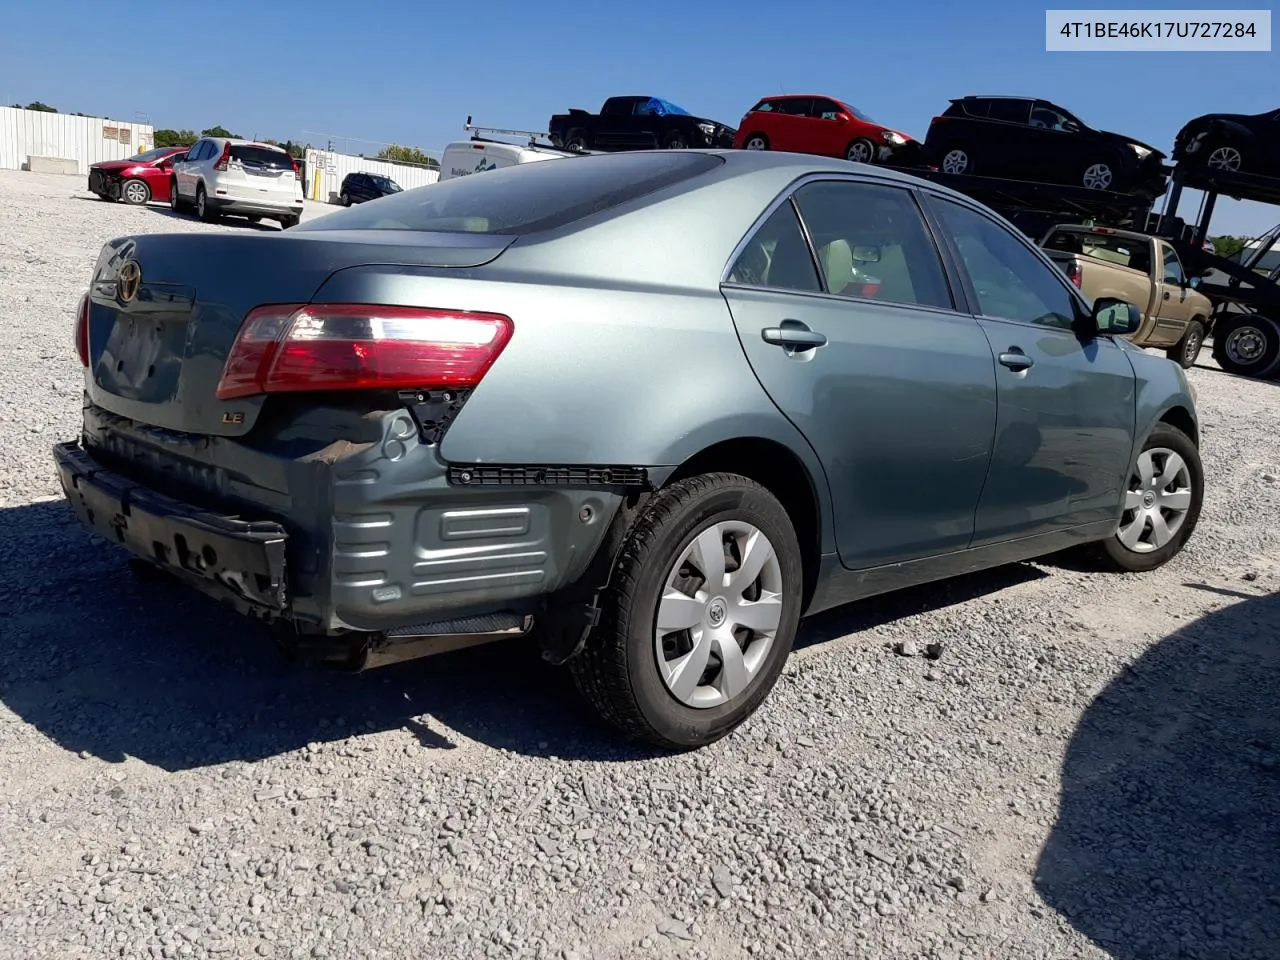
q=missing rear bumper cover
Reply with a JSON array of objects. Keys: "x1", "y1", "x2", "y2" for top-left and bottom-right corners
[{"x1": 447, "y1": 464, "x2": 650, "y2": 489}]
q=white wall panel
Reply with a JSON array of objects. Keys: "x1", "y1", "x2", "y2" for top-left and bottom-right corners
[
  {"x1": 304, "y1": 149, "x2": 439, "y2": 203},
  {"x1": 0, "y1": 107, "x2": 155, "y2": 176}
]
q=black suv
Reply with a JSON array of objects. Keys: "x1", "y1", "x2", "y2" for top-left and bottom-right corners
[
  {"x1": 922, "y1": 96, "x2": 1167, "y2": 197},
  {"x1": 1173, "y1": 107, "x2": 1280, "y2": 175},
  {"x1": 339, "y1": 172, "x2": 403, "y2": 205}
]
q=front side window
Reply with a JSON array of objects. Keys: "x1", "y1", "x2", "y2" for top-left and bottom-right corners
[
  {"x1": 726, "y1": 200, "x2": 821, "y2": 293},
  {"x1": 1030, "y1": 105, "x2": 1072, "y2": 130},
  {"x1": 293, "y1": 151, "x2": 722, "y2": 236},
  {"x1": 931, "y1": 198, "x2": 1078, "y2": 330},
  {"x1": 1162, "y1": 245, "x2": 1185, "y2": 284},
  {"x1": 811, "y1": 99, "x2": 843, "y2": 121},
  {"x1": 791, "y1": 180, "x2": 953, "y2": 310}
]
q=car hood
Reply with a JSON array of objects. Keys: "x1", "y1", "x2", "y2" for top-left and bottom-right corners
[
  {"x1": 90, "y1": 160, "x2": 138, "y2": 172},
  {"x1": 1182, "y1": 111, "x2": 1261, "y2": 130},
  {"x1": 1096, "y1": 130, "x2": 1166, "y2": 158}
]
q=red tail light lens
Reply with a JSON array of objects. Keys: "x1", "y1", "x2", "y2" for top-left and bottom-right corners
[
  {"x1": 75, "y1": 294, "x2": 90, "y2": 366},
  {"x1": 1065, "y1": 261, "x2": 1083, "y2": 287},
  {"x1": 292, "y1": 158, "x2": 301, "y2": 180},
  {"x1": 216, "y1": 304, "x2": 514, "y2": 400},
  {"x1": 213, "y1": 142, "x2": 232, "y2": 171}
]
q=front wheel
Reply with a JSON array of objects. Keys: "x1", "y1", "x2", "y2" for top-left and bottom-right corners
[
  {"x1": 196, "y1": 185, "x2": 218, "y2": 222},
  {"x1": 1098, "y1": 423, "x2": 1203, "y2": 573},
  {"x1": 1167, "y1": 319, "x2": 1206, "y2": 369},
  {"x1": 1211, "y1": 314, "x2": 1280, "y2": 378},
  {"x1": 570, "y1": 474, "x2": 803, "y2": 750},
  {"x1": 663, "y1": 131, "x2": 689, "y2": 149},
  {"x1": 742, "y1": 133, "x2": 769, "y2": 151},
  {"x1": 121, "y1": 178, "x2": 150, "y2": 205},
  {"x1": 340, "y1": 192, "x2": 351, "y2": 206},
  {"x1": 845, "y1": 138, "x2": 876, "y2": 164},
  {"x1": 1082, "y1": 161, "x2": 1115, "y2": 190},
  {"x1": 1205, "y1": 142, "x2": 1243, "y2": 172}
]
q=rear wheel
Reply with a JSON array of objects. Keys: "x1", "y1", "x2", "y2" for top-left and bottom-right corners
[
  {"x1": 563, "y1": 129, "x2": 587, "y2": 152},
  {"x1": 1167, "y1": 319, "x2": 1206, "y2": 369},
  {"x1": 1098, "y1": 423, "x2": 1202, "y2": 573},
  {"x1": 195, "y1": 184, "x2": 218, "y2": 222},
  {"x1": 940, "y1": 145, "x2": 971, "y2": 175},
  {"x1": 569, "y1": 474, "x2": 803, "y2": 750},
  {"x1": 845, "y1": 138, "x2": 876, "y2": 164},
  {"x1": 121, "y1": 178, "x2": 150, "y2": 205},
  {"x1": 742, "y1": 133, "x2": 769, "y2": 151},
  {"x1": 663, "y1": 131, "x2": 689, "y2": 149},
  {"x1": 1211, "y1": 314, "x2": 1280, "y2": 378},
  {"x1": 278, "y1": 215, "x2": 300, "y2": 230}
]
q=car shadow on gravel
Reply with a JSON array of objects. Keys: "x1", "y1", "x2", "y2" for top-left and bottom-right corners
[
  {"x1": 1035, "y1": 589, "x2": 1280, "y2": 960},
  {"x1": 0, "y1": 498, "x2": 1047, "y2": 772},
  {"x1": 148, "y1": 206, "x2": 284, "y2": 231}
]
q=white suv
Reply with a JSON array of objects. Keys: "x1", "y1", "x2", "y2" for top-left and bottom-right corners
[{"x1": 170, "y1": 138, "x2": 304, "y2": 229}]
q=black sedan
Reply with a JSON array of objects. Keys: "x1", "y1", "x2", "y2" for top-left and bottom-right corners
[{"x1": 1173, "y1": 107, "x2": 1280, "y2": 175}]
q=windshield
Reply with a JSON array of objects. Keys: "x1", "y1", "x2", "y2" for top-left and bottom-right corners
[
  {"x1": 293, "y1": 151, "x2": 721, "y2": 236},
  {"x1": 843, "y1": 103, "x2": 876, "y2": 123},
  {"x1": 128, "y1": 147, "x2": 177, "y2": 163}
]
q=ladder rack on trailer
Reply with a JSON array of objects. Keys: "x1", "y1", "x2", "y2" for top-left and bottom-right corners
[
  {"x1": 885, "y1": 166, "x2": 1160, "y2": 235},
  {"x1": 1154, "y1": 163, "x2": 1280, "y2": 379},
  {"x1": 463, "y1": 116, "x2": 558, "y2": 150}
]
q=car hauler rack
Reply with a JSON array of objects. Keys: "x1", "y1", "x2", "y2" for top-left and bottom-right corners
[
  {"x1": 888, "y1": 166, "x2": 1160, "y2": 237},
  {"x1": 1152, "y1": 163, "x2": 1280, "y2": 379}
]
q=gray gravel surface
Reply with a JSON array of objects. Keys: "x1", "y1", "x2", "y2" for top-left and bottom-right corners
[{"x1": 1, "y1": 169, "x2": 1278, "y2": 960}]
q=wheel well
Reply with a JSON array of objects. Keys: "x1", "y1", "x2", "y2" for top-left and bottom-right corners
[
  {"x1": 664, "y1": 438, "x2": 822, "y2": 608},
  {"x1": 1159, "y1": 405, "x2": 1198, "y2": 447}
]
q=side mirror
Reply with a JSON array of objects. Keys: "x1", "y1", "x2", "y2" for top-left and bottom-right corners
[
  {"x1": 1091, "y1": 296, "x2": 1142, "y2": 337},
  {"x1": 1188, "y1": 276, "x2": 1201, "y2": 289}
]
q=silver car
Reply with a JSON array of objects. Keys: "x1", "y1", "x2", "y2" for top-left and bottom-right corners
[{"x1": 55, "y1": 149, "x2": 1202, "y2": 750}]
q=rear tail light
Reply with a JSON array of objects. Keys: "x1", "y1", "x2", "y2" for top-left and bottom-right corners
[
  {"x1": 1064, "y1": 260, "x2": 1083, "y2": 287},
  {"x1": 213, "y1": 142, "x2": 232, "y2": 171},
  {"x1": 216, "y1": 304, "x2": 514, "y2": 400},
  {"x1": 75, "y1": 294, "x2": 90, "y2": 366},
  {"x1": 292, "y1": 158, "x2": 301, "y2": 180},
  {"x1": 859, "y1": 282, "x2": 882, "y2": 297},
  {"x1": 931, "y1": 116, "x2": 946, "y2": 123}
]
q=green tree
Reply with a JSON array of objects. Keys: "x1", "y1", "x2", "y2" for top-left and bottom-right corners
[
  {"x1": 201, "y1": 124, "x2": 241, "y2": 139},
  {"x1": 1210, "y1": 235, "x2": 1247, "y2": 259},
  {"x1": 154, "y1": 128, "x2": 197, "y2": 148},
  {"x1": 15, "y1": 101, "x2": 58, "y2": 113},
  {"x1": 376, "y1": 144, "x2": 440, "y2": 169}
]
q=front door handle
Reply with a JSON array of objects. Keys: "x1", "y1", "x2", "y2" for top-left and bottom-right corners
[
  {"x1": 762, "y1": 321, "x2": 827, "y2": 349},
  {"x1": 998, "y1": 349, "x2": 1034, "y2": 371},
  {"x1": 1163, "y1": 290, "x2": 1171, "y2": 300}
]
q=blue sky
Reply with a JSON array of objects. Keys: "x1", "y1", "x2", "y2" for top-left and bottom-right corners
[{"x1": 3, "y1": 0, "x2": 1276, "y2": 235}]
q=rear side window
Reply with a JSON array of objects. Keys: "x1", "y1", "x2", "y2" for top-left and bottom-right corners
[
  {"x1": 986, "y1": 100, "x2": 1030, "y2": 124},
  {"x1": 231, "y1": 145, "x2": 293, "y2": 169},
  {"x1": 294, "y1": 151, "x2": 723, "y2": 236}
]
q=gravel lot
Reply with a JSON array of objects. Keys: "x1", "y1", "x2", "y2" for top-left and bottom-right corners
[{"x1": 1, "y1": 167, "x2": 1277, "y2": 960}]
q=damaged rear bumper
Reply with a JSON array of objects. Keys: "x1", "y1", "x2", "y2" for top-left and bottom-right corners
[{"x1": 54, "y1": 440, "x2": 289, "y2": 618}]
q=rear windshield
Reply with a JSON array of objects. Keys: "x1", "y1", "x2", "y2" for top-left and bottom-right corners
[
  {"x1": 1064, "y1": 232, "x2": 1152, "y2": 272},
  {"x1": 293, "y1": 151, "x2": 723, "y2": 236},
  {"x1": 231, "y1": 145, "x2": 293, "y2": 169}
]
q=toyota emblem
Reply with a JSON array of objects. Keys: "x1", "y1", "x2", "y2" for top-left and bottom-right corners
[{"x1": 117, "y1": 260, "x2": 142, "y2": 303}]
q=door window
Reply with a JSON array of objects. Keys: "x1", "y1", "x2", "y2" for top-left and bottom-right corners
[
  {"x1": 931, "y1": 198, "x2": 1079, "y2": 330},
  {"x1": 986, "y1": 100, "x2": 1031, "y2": 125},
  {"x1": 726, "y1": 200, "x2": 821, "y2": 293},
  {"x1": 772, "y1": 98, "x2": 813, "y2": 117},
  {"x1": 1161, "y1": 245, "x2": 1185, "y2": 284},
  {"x1": 791, "y1": 181, "x2": 953, "y2": 309},
  {"x1": 1030, "y1": 104, "x2": 1072, "y2": 130},
  {"x1": 810, "y1": 98, "x2": 843, "y2": 121}
]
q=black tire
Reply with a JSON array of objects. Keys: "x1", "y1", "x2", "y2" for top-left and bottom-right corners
[
  {"x1": 1203, "y1": 140, "x2": 1244, "y2": 173},
  {"x1": 563, "y1": 129, "x2": 588, "y2": 152},
  {"x1": 120, "y1": 178, "x2": 150, "y2": 205},
  {"x1": 742, "y1": 133, "x2": 769, "y2": 151},
  {"x1": 169, "y1": 181, "x2": 187, "y2": 213},
  {"x1": 569, "y1": 474, "x2": 804, "y2": 750},
  {"x1": 1097, "y1": 422, "x2": 1203, "y2": 573},
  {"x1": 340, "y1": 192, "x2": 351, "y2": 206},
  {"x1": 845, "y1": 138, "x2": 877, "y2": 164},
  {"x1": 1211, "y1": 314, "x2": 1280, "y2": 379},
  {"x1": 1167, "y1": 319, "x2": 1206, "y2": 369},
  {"x1": 196, "y1": 184, "x2": 218, "y2": 222},
  {"x1": 938, "y1": 143, "x2": 971, "y2": 175},
  {"x1": 663, "y1": 130, "x2": 689, "y2": 149},
  {"x1": 278, "y1": 215, "x2": 300, "y2": 230},
  {"x1": 1082, "y1": 160, "x2": 1116, "y2": 190}
]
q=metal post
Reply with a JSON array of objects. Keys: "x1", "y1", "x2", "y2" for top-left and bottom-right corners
[{"x1": 1194, "y1": 190, "x2": 1218, "y2": 247}]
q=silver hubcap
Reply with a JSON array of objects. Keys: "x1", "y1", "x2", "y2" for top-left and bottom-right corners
[
  {"x1": 942, "y1": 150, "x2": 967, "y2": 174},
  {"x1": 847, "y1": 141, "x2": 871, "y2": 162},
  {"x1": 1083, "y1": 163, "x2": 1113, "y2": 189},
  {"x1": 746, "y1": 137, "x2": 767, "y2": 150},
  {"x1": 1184, "y1": 333, "x2": 1200, "y2": 362},
  {"x1": 1208, "y1": 146, "x2": 1241, "y2": 171},
  {"x1": 1224, "y1": 325, "x2": 1267, "y2": 365},
  {"x1": 1117, "y1": 447, "x2": 1193, "y2": 553},
  {"x1": 125, "y1": 181, "x2": 147, "y2": 203},
  {"x1": 654, "y1": 521, "x2": 783, "y2": 709}
]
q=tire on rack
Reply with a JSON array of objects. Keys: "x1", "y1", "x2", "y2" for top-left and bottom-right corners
[
  {"x1": 938, "y1": 144, "x2": 972, "y2": 175},
  {"x1": 120, "y1": 178, "x2": 150, "y2": 205},
  {"x1": 1167, "y1": 319, "x2": 1206, "y2": 369},
  {"x1": 569, "y1": 473, "x2": 804, "y2": 750},
  {"x1": 1097, "y1": 422, "x2": 1203, "y2": 574},
  {"x1": 1210, "y1": 314, "x2": 1280, "y2": 379},
  {"x1": 563, "y1": 129, "x2": 588, "y2": 152},
  {"x1": 1082, "y1": 160, "x2": 1115, "y2": 190}
]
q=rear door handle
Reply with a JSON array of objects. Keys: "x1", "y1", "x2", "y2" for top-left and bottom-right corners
[
  {"x1": 998, "y1": 349, "x2": 1034, "y2": 371},
  {"x1": 762, "y1": 321, "x2": 827, "y2": 348}
]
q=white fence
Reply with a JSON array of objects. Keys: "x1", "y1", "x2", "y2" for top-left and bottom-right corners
[
  {"x1": 304, "y1": 148, "x2": 439, "y2": 203},
  {"x1": 0, "y1": 107, "x2": 155, "y2": 175}
]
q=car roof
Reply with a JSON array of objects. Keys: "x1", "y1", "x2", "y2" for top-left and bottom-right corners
[{"x1": 955, "y1": 95, "x2": 1035, "y2": 102}]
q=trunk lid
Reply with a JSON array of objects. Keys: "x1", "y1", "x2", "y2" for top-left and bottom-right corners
[{"x1": 84, "y1": 230, "x2": 516, "y2": 437}]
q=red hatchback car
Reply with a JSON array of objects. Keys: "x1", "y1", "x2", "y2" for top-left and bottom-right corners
[
  {"x1": 88, "y1": 146, "x2": 190, "y2": 206},
  {"x1": 733, "y1": 95, "x2": 920, "y2": 166}
]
